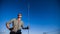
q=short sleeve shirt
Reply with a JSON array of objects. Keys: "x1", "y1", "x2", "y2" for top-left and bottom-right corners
[{"x1": 6, "y1": 18, "x2": 23, "y2": 32}]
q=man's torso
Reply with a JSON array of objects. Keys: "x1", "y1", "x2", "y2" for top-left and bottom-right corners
[{"x1": 10, "y1": 18, "x2": 23, "y2": 32}]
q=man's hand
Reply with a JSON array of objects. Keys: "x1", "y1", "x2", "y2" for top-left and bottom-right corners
[
  {"x1": 27, "y1": 26, "x2": 29, "y2": 29},
  {"x1": 9, "y1": 28, "x2": 13, "y2": 31}
]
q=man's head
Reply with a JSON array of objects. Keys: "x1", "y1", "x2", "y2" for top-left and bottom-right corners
[{"x1": 18, "y1": 13, "x2": 22, "y2": 20}]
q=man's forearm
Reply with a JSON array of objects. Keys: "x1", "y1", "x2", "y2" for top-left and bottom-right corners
[
  {"x1": 6, "y1": 23, "x2": 10, "y2": 29},
  {"x1": 22, "y1": 26, "x2": 29, "y2": 29},
  {"x1": 6, "y1": 24, "x2": 13, "y2": 31}
]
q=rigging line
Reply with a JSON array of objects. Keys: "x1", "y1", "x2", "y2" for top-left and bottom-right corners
[{"x1": 28, "y1": 2, "x2": 30, "y2": 34}]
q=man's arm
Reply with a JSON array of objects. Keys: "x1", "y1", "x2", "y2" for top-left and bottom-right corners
[
  {"x1": 21, "y1": 25, "x2": 29, "y2": 29},
  {"x1": 21, "y1": 21, "x2": 29, "y2": 29},
  {"x1": 6, "y1": 19, "x2": 15, "y2": 30},
  {"x1": 6, "y1": 22, "x2": 10, "y2": 29}
]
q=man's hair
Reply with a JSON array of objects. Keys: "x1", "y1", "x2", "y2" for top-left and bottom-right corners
[{"x1": 18, "y1": 13, "x2": 22, "y2": 16}]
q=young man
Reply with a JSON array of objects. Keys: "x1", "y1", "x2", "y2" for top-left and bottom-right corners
[{"x1": 6, "y1": 13, "x2": 29, "y2": 34}]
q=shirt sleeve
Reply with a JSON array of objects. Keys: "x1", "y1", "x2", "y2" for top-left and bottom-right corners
[{"x1": 6, "y1": 18, "x2": 15, "y2": 24}]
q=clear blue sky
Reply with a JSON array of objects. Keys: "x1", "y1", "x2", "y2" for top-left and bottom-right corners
[{"x1": 0, "y1": 0, "x2": 60, "y2": 34}]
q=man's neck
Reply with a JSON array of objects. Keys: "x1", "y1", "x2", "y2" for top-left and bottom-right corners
[{"x1": 18, "y1": 18, "x2": 21, "y2": 21}]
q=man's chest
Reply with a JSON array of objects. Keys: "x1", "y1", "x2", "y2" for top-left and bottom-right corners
[{"x1": 12, "y1": 20, "x2": 22, "y2": 26}]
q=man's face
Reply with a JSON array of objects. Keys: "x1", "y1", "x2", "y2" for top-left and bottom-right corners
[{"x1": 18, "y1": 14, "x2": 22, "y2": 19}]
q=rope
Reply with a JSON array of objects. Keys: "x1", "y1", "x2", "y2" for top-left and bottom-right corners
[{"x1": 27, "y1": 2, "x2": 30, "y2": 34}]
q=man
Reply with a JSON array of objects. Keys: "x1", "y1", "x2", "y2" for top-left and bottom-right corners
[{"x1": 6, "y1": 13, "x2": 29, "y2": 34}]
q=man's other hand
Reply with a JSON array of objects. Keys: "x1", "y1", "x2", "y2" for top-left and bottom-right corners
[
  {"x1": 9, "y1": 28, "x2": 13, "y2": 31},
  {"x1": 27, "y1": 26, "x2": 29, "y2": 29}
]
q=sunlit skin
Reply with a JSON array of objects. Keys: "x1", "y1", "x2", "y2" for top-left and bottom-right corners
[{"x1": 18, "y1": 14, "x2": 22, "y2": 21}]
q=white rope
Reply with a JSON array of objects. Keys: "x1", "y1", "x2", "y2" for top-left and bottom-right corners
[{"x1": 27, "y1": 2, "x2": 30, "y2": 34}]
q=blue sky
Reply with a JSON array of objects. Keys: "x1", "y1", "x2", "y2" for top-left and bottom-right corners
[{"x1": 0, "y1": 0, "x2": 60, "y2": 34}]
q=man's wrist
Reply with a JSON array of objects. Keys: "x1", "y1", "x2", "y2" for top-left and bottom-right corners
[
  {"x1": 7, "y1": 27, "x2": 10, "y2": 29},
  {"x1": 27, "y1": 26, "x2": 29, "y2": 29}
]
